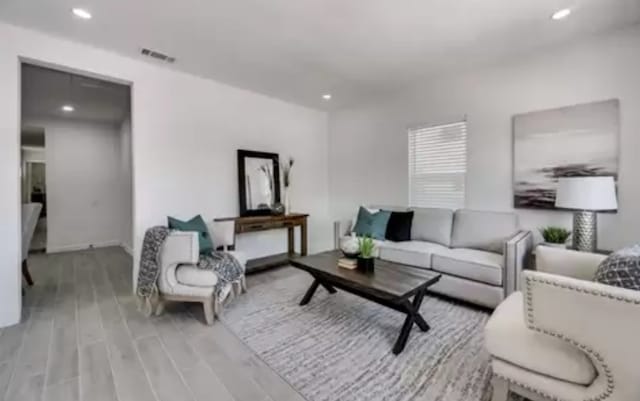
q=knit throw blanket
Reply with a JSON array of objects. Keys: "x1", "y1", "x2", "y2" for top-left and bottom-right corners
[{"x1": 137, "y1": 226, "x2": 245, "y2": 309}]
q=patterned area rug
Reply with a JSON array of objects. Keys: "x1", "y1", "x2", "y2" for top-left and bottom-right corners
[{"x1": 221, "y1": 271, "x2": 514, "y2": 401}]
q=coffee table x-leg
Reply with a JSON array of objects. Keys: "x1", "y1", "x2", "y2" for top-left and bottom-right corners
[
  {"x1": 299, "y1": 277, "x2": 337, "y2": 306},
  {"x1": 392, "y1": 286, "x2": 429, "y2": 354},
  {"x1": 298, "y1": 275, "x2": 431, "y2": 355}
]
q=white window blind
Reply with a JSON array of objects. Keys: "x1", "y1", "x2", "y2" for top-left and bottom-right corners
[{"x1": 408, "y1": 121, "x2": 467, "y2": 209}]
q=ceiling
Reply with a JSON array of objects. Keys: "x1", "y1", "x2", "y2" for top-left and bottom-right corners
[
  {"x1": 3, "y1": 0, "x2": 640, "y2": 109},
  {"x1": 21, "y1": 64, "x2": 130, "y2": 124}
]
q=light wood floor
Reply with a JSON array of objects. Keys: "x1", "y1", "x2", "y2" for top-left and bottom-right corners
[{"x1": 0, "y1": 247, "x2": 306, "y2": 401}]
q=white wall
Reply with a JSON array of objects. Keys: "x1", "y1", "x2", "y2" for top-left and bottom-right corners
[
  {"x1": 118, "y1": 116, "x2": 133, "y2": 253},
  {"x1": 26, "y1": 119, "x2": 127, "y2": 252},
  {"x1": 329, "y1": 25, "x2": 640, "y2": 250},
  {"x1": 0, "y1": 22, "x2": 331, "y2": 327}
]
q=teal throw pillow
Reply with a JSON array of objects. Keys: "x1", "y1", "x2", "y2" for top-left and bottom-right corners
[
  {"x1": 353, "y1": 207, "x2": 391, "y2": 240},
  {"x1": 168, "y1": 215, "x2": 214, "y2": 255}
]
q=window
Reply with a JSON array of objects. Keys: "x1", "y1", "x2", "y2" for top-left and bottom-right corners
[{"x1": 408, "y1": 121, "x2": 467, "y2": 209}]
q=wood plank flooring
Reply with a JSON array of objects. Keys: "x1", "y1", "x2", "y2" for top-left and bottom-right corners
[{"x1": 1, "y1": 247, "x2": 305, "y2": 401}]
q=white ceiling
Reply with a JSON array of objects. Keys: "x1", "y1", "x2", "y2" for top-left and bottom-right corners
[
  {"x1": 3, "y1": 0, "x2": 640, "y2": 109},
  {"x1": 21, "y1": 64, "x2": 130, "y2": 124}
]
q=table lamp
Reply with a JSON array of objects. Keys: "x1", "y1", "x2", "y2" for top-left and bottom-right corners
[{"x1": 554, "y1": 176, "x2": 618, "y2": 252}]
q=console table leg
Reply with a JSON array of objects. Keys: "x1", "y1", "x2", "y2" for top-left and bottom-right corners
[
  {"x1": 299, "y1": 279, "x2": 320, "y2": 306},
  {"x1": 301, "y1": 221, "x2": 308, "y2": 256},
  {"x1": 287, "y1": 227, "x2": 295, "y2": 256}
]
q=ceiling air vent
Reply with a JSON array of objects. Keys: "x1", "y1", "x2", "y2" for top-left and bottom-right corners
[{"x1": 140, "y1": 48, "x2": 176, "y2": 63}]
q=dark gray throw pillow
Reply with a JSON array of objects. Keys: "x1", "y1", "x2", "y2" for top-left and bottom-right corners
[
  {"x1": 384, "y1": 211, "x2": 414, "y2": 242},
  {"x1": 594, "y1": 245, "x2": 640, "y2": 290}
]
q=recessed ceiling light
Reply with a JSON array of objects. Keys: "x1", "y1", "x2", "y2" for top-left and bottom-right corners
[
  {"x1": 71, "y1": 8, "x2": 92, "y2": 19},
  {"x1": 61, "y1": 105, "x2": 75, "y2": 112},
  {"x1": 551, "y1": 8, "x2": 571, "y2": 20},
  {"x1": 322, "y1": 94, "x2": 332, "y2": 100}
]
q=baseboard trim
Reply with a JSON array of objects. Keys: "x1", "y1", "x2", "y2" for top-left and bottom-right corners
[
  {"x1": 47, "y1": 240, "x2": 122, "y2": 254},
  {"x1": 121, "y1": 243, "x2": 133, "y2": 256}
]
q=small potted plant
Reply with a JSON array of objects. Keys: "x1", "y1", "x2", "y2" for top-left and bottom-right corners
[
  {"x1": 357, "y1": 235, "x2": 376, "y2": 272},
  {"x1": 539, "y1": 226, "x2": 571, "y2": 248}
]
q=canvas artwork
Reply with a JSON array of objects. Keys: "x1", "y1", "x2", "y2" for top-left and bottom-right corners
[{"x1": 513, "y1": 99, "x2": 619, "y2": 210}]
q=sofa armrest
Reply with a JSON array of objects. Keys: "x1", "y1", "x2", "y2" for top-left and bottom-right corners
[
  {"x1": 535, "y1": 246, "x2": 607, "y2": 281},
  {"x1": 523, "y1": 270, "x2": 640, "y2": 401},
  {"x1": 503, "y1": 230, "x2": 533, "y2": 295},
  {"x1": 333, "y1": 219, "x2": 353, "y2": 249}
]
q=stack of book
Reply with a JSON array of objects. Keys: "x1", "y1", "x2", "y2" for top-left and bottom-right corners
[{"x1": 338, "y1": 258, "x2": 357, "y2": 270}]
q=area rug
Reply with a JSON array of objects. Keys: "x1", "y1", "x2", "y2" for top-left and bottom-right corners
[{"x1": 221, "y1": 270, "x2": 507, "y2": 401}]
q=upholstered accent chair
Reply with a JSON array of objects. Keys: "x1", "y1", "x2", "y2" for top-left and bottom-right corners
[
  {"x1": 485, "y1": 246, "x2": 640, "y2": 401},
  {"x1": 156, "y1": 220, "x2": 247, "y2": 324}
]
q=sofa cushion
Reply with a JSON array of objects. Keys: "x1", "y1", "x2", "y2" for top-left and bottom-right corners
[
  {"x1": 450, "y1": 209, "x2": 518, "y2": 253},
  {"x1": 176, "y1": 266, "x2": 218, "y2": 288},
  {"x1": 432, "y1": 248, "x2": 503, "y2": 286},
  {"x1": 379, "y1": 240, "x2": 448, "y2": 269},
  {"x1": 429, "y1": 274, "x2": 504, "y2": 308},
  {"x1": 353, "y1": 207, "x2": 391, "y2": 240},
  {"x1": 351, "y1": 205, "x2": 378, "y2": 224},
  {"x1": 384, "y1": 211, "x2": 414, "y2": 242},
  {"x1": 485, "y1": 293, "x2": 596, "y2": 386},
  {"x1": 409, "y1": 207, "x2": 454, "y2": 246},
  {"x1": 350, "y1": 206, "x2": 407, "y2": 234}
]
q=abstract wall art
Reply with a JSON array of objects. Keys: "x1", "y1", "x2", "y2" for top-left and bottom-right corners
[{"x1": 513, "y1": 99, "x2": 619, "y2": 210}]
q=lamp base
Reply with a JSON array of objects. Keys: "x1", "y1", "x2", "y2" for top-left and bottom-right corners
[{"x1": 573, "y1": 211, "x2": 597, "y2": 252}]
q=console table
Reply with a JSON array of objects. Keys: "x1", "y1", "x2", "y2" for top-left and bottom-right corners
[{"x1": 214, "y1": 213, "x2": 309, "y2": 273}]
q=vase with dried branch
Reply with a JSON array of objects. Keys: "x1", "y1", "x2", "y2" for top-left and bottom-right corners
[
  {"x1": 258, "y1": 163, "x2": 275, "y2": 207},
  {"x1": 281, "y1": 157, "x2": 294, "y2": 214}
]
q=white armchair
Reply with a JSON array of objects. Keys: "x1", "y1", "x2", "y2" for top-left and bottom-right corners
[
  {"x1": 485, "y1": 246, "x2": 640, "y2": 401},
  {"x1": 156, "y1": 220, "x2": 247, "y2": 324}
]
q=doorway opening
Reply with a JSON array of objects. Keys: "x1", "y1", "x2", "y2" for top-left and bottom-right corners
[{"x1": 20, "y1": 62, "x2": 132, "y2": 264}]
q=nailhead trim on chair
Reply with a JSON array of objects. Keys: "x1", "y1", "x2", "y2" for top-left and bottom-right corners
[
  {"x1": 522, "y1": 275, "x2": 637, "y2": 401},
  {"x1": 494, "y1": 372, "x2": 563, "y2": 401}
]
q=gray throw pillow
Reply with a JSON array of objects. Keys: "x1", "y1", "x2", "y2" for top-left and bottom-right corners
[{"x1": 594, "y1": 245, "x2": 640, "y2": 290}]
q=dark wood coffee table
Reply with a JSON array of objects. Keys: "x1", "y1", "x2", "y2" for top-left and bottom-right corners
[{"x1": 290, "y1": 250, "x2": 441, "y2": 355}]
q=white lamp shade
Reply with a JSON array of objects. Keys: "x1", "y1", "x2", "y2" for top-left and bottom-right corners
[{"x1": 555, "y1": 176, "x2": 618, "y2": 211}]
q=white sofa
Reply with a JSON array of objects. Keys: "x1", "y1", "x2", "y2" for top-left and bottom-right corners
[
  {"x1": 156, "y1": 220, "x2": 247, "y2": 324},
  {"x1": 485, "y1": 246, "x2": 640, "y2": 401},
  {"x1": 336, "y1": 207, "x2": 532, "y2": 308}
]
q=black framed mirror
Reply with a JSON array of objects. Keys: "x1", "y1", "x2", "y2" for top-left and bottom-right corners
[{"x1": 237, "y1": 149, "x2": 281, "y2": 216}]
